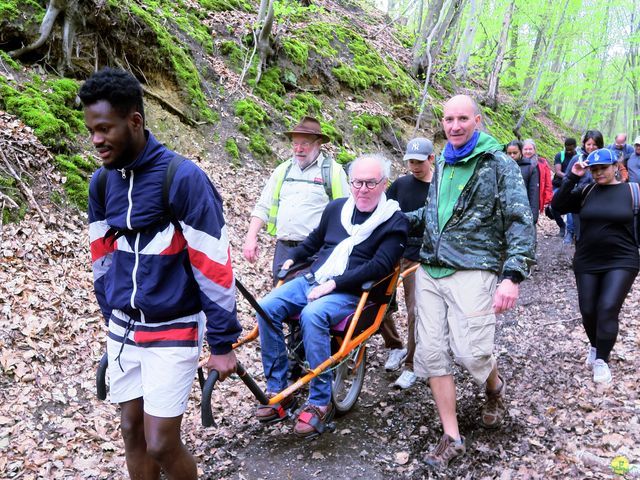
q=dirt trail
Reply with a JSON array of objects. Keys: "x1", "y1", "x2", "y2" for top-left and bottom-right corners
[{"x1": 212, "y1": 218, "x2": 640, "y2": 480}]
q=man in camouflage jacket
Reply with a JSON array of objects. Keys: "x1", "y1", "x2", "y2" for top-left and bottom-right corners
[{"x1": 408, "y1": 95, "x2": 535, "y2": 470}]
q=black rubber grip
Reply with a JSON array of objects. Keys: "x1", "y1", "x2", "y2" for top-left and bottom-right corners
[
  {"x1": 96, "y1": 352, "x2": 108, "y2": 400},
  {"x1": 201, "y1": 369, "x2": 220, "y2": 427}
]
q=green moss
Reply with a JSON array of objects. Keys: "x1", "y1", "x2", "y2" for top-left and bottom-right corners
[
  {"x1": 199, "y1": 0, "x2": 253, "y2": 12},
  {"x1": 285, "y1": 93, "x2": 322, "y2": 125},
  {"x1": 224, "y1": 138, "x2": 241, "y2": 166},
  {"x1": 123, "y1": 2, "x2": 215, "y2": 122},
  {"x1": 251, "y1": 68, "x2": 286, "y2": 110},
  {"x1": 336, "y1": 147, "x2": 356, "y2": 165},
  {"x1": 219, "y1": 40, "x2": 245, "y2": 70},
  {"x1": 298, "y1": 23, "x2": 418, "y2": 99},
  {"x1": 234, "y1": 98, "x2": 269, "y2": 134},
  {"x1": 248, "y1": 134, "x2": 271, "y2": 158},
  {"x1": 54, "y1": 154, "x2": 97, "y2": 210},
  {"x1": 320, "y1": 121, "x2": 342, "y2": 144},
  {"x1": 0, "y1": 50, "x2": 20, "y2": 71},
  {"x1": 351, "y1": 113, "x2": 389, "y2": 142},
  {"x1": 0, "y1": 75, "x2": 84, "y2": 151},
  {"x1": 281, "y1": 38, "x2": 309, "y2": 67},
  {"x1": 0, "y1": 0, "x2": 42, "y2": 22},
  {"x1": 274, "y1": 0, "x2": 324, "y2": 22}
]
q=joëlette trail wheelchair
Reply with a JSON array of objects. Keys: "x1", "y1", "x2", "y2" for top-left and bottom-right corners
[{"x1": 96, "y1": 263, "x2": 419, "y2": 433}]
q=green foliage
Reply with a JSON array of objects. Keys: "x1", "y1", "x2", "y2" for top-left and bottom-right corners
[
  {"x1": 248, "y1": 134, "x2": 271, "y2": 157},
  {"x1": 274, "y1": 0, "x2": 324, "y2": 22},
  {"x1": 285, "y1": 93, "x2": 323, "y2": 124},
  {"x1": 393, "y1": 24, "x2": 416, "y2": 49},
  {"x1": 351, "y1": 113, "x2": 389, "y2": 142},
  {"x1": 122, "y1": 1, "x2": 215, "y2": 122},
  {"x1": 281, "y1": 38, "x2": 309, "y2": 67},
  {"x1": 224, "y1": 138, "x2": 241, "y2": 166},
  {"x1": 0, "y1": 75, "x2": 84, "y2": 151},
  {"x1": 252, "y1": 68, "x2": 286, "y2": 110},
  {"x1": 54, "y1": 154, "x2": 97, "y2": 210},
  {"x1": 336, "y1": 147, "x2": 356, "y2": 165},
  {"x1": 0, "y1": 0, "x2": 42, "y2": 21}
]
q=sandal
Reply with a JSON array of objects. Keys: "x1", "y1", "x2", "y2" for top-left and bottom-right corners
[
  {"x1": 293, "y1": 403, "x2": 335, "y2": 438},
  {"x1": 255, "y1": 393, "x2": 297, "y2": 424}
]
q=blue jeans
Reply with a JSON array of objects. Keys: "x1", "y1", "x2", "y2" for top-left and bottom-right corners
[{"x1": 257, "y1": 276, "x2": 359, "y2": 406}]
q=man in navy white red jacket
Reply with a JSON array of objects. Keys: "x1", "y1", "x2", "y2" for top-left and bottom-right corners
[{"x1": 82, "y1": 68, "x2": 241, "y2": 480}]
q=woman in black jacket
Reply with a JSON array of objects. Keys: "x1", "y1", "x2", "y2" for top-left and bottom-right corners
[
  {"x1": 551, "y1": 148, "x2": 639, "y2": 384},
  {"x1": 506, "y1": 140, "x2": 539, "y2": 223}
]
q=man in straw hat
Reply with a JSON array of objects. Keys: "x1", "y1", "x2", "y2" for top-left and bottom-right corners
[{"x1": 243, "y1": 116, "x2": 349, "y2": 282}]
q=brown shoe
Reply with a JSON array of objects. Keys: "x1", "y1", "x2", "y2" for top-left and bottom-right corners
[
  {"x1": 481, "y1": 375, "x2": 506, "y2": 428},
  {"x1": 293, "y1": 403, "x2": 335, "y2": 438},
  {"x1": 423, "y1": 434, "x2": 466, "y2": 469},
  {"x1": 255, "y1": 393, "x2": 297, "y2": 424}
]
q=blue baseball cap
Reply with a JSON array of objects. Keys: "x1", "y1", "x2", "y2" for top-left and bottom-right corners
[
  {"x1": 586, "y1": 149, "x2": 616, "y2": 167},
  {"x1": 403, "y1": 137, "x2": 434, "y2": 161}
]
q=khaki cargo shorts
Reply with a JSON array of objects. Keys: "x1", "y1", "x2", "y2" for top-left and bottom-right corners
[{"x1": 413, "y1": 268, "x2": 497, "y2": 384}]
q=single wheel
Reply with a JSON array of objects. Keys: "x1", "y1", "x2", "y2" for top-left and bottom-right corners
[{"x1": 331, "y1": 347, "x2": 366, "y2": 416}]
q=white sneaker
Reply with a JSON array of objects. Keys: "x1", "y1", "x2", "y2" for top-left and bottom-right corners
[
  {"x1": 384, "y1": 348, "x2": 407, "y2": 371},
  {"x1": 593, "y1": 359, "x2": 612, "y2": 384},
  {"x1": 394, "y1": 370, "x2": 417, "y2": 389},
  {"x1": 585, "y1": 346, "x2": 597, "y2": 366}
]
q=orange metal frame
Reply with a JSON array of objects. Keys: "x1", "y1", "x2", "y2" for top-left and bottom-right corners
[{"x1": 232, "y1": 264, "x2": 419, "y2": 407}]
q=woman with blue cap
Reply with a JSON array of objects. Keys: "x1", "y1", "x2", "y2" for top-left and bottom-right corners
[{"x1": 551, "y1": 148, "x2": 639, "y2": 384}]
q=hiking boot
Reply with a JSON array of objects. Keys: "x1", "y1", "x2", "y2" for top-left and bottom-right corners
[
  {"x1": 481, "y1": 376, "x2": 506, "y2": 429},
  {"x1": 423, "y1": 434, "x2": 466, "y2": 469},
  {"x1": 384, "y1": 348, "x2": 407, "y2": 371},
  {"x1": 585, "y1": 345, "x2": 597, "y2": 366},
  {"x1": 394, "y1": 370, "x2": 418, "y2": 389},
  {"x1": 593, "y1": 359, "x2": 612, "y2": 384}
]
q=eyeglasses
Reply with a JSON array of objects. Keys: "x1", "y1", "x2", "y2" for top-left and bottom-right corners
[
  {"x1": 350, "y1": 178, "x2": 385, "y2": 190},
  {"x1": 292, "y1": 141, "x2": 316, "y2": 148}
]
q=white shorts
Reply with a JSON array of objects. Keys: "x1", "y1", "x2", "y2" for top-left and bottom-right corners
[{"x1": 107, "y1": 309, "x2": 206, "y2": 418}]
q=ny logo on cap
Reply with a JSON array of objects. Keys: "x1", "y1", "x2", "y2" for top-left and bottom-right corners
[
  {"x1": 411, "y1": 142, "x2": 420, "y2": 151},
  {"x1": 594, "y1": 152, "x2": 600, "y2": 162}
]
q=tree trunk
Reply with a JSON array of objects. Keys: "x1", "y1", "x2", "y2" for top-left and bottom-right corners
[
  {"x1": 514, "y1": 0, "x2": 570, "y2": 138},
  {"x1": 9, "y1": 0, "x2": 67, "y2": 58},
  {"x1": 485, "y1": 0, "x2": 515, "y2": 109},
  {"x1": 454, "y1": 0, "x2": 484, "y2": 81},
  {"x1": 521, "y1": 0, "x2": 554, "y2": 92},
  {"x1": 254, "y1": 0, "x2": 275, "y2": 85},
  {"x1": 411, "y1": 0, "x2": 444, "y2": 74}
]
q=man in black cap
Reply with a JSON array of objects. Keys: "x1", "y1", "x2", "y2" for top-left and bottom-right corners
[
  {"x1": 380, "y1": 137, "x2": 434, "y2": 387},
  {"x1": 243, "y1": 116, "x2": 349, "y2": 282}
]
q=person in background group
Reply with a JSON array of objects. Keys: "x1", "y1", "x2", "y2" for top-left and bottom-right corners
[
  {"x1": 551, "y1": 148, "x2": 639, "y2": 384},
  {"x1": 382, "y1": 137, "x2": 434, "y2": 388},
  {"x1": 243, "y1": 116, "x2": 349, "y2": 283},
  {"x1": 550, "y1": 137, "x2": 578, "y2": 237},
  {"x1": 506, "y1": 140, "x2": 539, "y2": 224},
  {"x1": 627, "y1": 136, "x2": 640, "y2": 184},
  {"x1": 564, "y1": 130, "x2": 604, "y2": 244},
  {"x1": 408, "y1": 95, "x2": 535, "y2": 469},
  {"x1": 607, "y1": 133, "x2": 634, "y2": 166}
]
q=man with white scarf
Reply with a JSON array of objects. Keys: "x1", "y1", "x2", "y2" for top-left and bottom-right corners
[{"x1": 254, "y1": 154, "x2": 409, "y2": 437}]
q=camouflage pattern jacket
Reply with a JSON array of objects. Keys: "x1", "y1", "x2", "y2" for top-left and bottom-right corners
[{"x1": 407, "y1": 141, "x2": 536, "y2": 278}]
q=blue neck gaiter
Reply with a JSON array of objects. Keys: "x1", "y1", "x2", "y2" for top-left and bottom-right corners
[{"x1": 443, "y1": 131, "x2": 480, "y2": 165}]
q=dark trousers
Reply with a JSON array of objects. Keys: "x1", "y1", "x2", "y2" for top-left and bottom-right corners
[
  {"x1": 575, "y1": 269, "x2": 638, "y2": 361},
  {"x1": 272, "y1": 240, "x2": 301, "y2": 285}
]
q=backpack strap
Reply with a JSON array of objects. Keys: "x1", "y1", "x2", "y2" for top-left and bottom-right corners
[
  {"x1": 580, "y1": 182, "x2": 597, "y2": 208},
  {"x1": 97, "y1": 167, "x2": 109, "y2": 209},
  {"x1": 320, "y1": 155, "x2": 333, "y2": 199},
  {"x1": 629, "y1": 182, "x2": 640, "y2": 246}
]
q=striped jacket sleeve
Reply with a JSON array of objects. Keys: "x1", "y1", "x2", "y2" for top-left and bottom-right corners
[
  {"x1": 87, "y1": 168, "x2": 114, "y2": 324},
  {"x1": 171, "y1": 162, "x2": 242, "y2": 354}
]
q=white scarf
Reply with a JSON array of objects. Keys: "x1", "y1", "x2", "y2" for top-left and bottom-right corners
[{"x1": 314, "y1": 193, "x2": 400, "y2": 284}]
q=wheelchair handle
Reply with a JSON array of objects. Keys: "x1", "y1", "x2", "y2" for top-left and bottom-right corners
[
  {"x1": 96, "y1": 352, "x2": 108, "y2": 400},
  {"x1": 201, "y1": 362, "x2": 268, "y2": 427}
]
